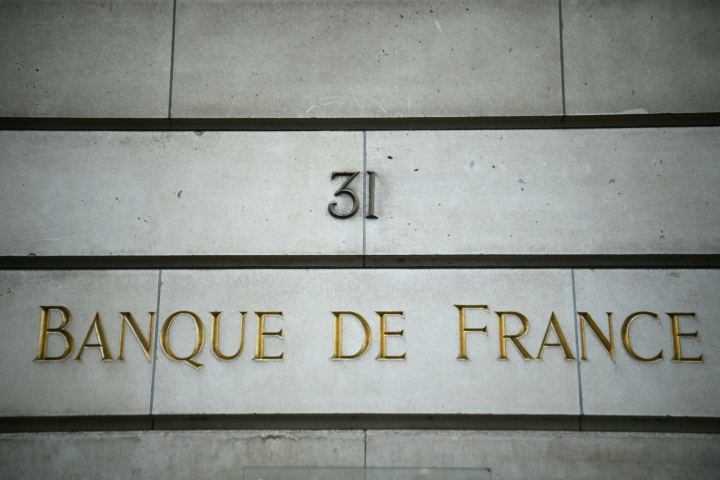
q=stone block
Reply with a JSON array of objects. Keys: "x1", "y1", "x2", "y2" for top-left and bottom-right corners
[
  {"x1": 366, "y1": 430, "x2": 720, "y2": 479},
  {"x1": 574, "y1": 269, "x2": 720, "y2": 417},
  {"x1": 171, "y1": 0, "x2": 562, "y2": 118},
  {"x1": 563, "y1": 0, "x2": 720, "y2": 114},
  {"x1": 0, "y1": 0, "x2": 173, "y2": 118},
  {"x1": 0, "y1": 131, "x2": 363, "y2": 257},
  {"x1": 365, "y1": 128, "x2": 720, "y2": 256},
  {"x1": 152, "y1": 269, "x2": 579, "y2": 416},
  {"x1": 0, "y1": 270, "x2": 159, "y2": 417},
  {"x1": 0, "y1": 430, "x2": 364, "y2": 479}
]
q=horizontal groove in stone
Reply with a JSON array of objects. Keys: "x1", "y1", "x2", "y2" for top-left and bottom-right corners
[
  {"x1": 0, "y1": 416, "x2": 152, "y2": 433},
  {"x1": 362, "y1": 255, "x2": 720, "y2": 269},
  {"x1": 2, "y1": 255, "x2": 719, "y2": 269},
  {"x1": 0, "y1": 255, "x2": 363, "y2": 269},
  {"x1": 152, "y1": 415, "x2": 580, "y2": 432},
  {"x1": 1, "y1": 415, "x2": 717, "y2": 434},
  {"x1": 580, "y1": 416, "x2": 720, "y2": 434},
  {"x1": 0, "y1": 113, "x2": 719, "y2": 131}
]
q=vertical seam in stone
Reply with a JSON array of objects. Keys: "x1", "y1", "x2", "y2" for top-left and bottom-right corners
[
  {"x1": 168, "y1": 0, "x2": 178, "y2": 120},
  {"x1": 558, "y1": 0, "x2": 567, "y2": 116},
  {"x1": 571, "y1": 269, "x2": 584, "y2": 427},
  {"x1": 149, "y1": 269, "x2": 163, "y2": 424},
  {"x1": 363, "y1": 429, "x2": 368, "y2": 469},
  {"x1": 362, "y1": 131, "x2": 367, "y2": 266}
]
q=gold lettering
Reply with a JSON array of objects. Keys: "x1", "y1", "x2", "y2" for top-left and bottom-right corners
[
  {"x1": 536, "y1": 312, "x2": 575, "y2": 361},
  {"x1": 668, "y1": 313, "x2": 703, "y2": 363},
  {"x1": 74, "y1": 312, "x2": 113, "y2": 361},
  {"x1": 253, "y1": 312, "x2": 284, "y2": 361},
  {"x1": 118, "y1": 312, "x2": 155, "y2": 361},
  {"x1": 578, "y1": 312, "x2": 615, "y2": 361},
  {"x1": 621, "y1": 311, "x2": 663, "y2": 363},
  {"x1": 211, "y1": 311, "x2": 246, "y2": 361},
  {"x1": 330, "y1": 311, "x2": 371, "y2": 360},
  {"x1": 454, "y1": 305, "x2": 488, "y2": 360},
  {"x1": 376, "y1": 311, "x2": 406, "y2": 360},
  {"x1": 496, "y1": 312, "x2": 533, "y2": 360},
  {"x1": 160, "y1": 311, "x2": 205, "y2": 369},
  {"x1": 34, "y1": 306, "x2": 74, "y2": 361}
]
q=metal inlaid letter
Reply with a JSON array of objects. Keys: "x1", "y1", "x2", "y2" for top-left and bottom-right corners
[
  {"x1": 160, "y1": 311, "x2": 206, "y2": 369},
  {"x1": 211, "y1": 311, "x2": 246, "y2": 361},
  {"x1": 536, "y1": 312, "x2": 575, "y2": 361},
  {"x1": 366, "y1": 171, "x2": 378, "y2": 219},
  {"x1": 376, "y1": 311, "x2": 406, "y2": 360},
  {"x1": 118, "y1": 312, "x2": 155, "y2": 361},
  {"x1": 454, "y1": 305, "x2": 488, "y2": 360},
  {"x1": 253, "y1": 312, "x2": 284, "y2": 361},
  {"x1": 330, "y1": 311, "x2": 372, "y2": 360},
  {"x1": 578, "y1": 312, "x2": 615, "y2": 361},
  {"x1": 75, "y1": 312, "x2": 113, "y2": 362},
  {"x1": 328, "y1": 171, "x2": 360, "y2": 219},
  {"x1": 496, "y1": 312, "x2": 534, "y2": 361},
  {"x1": 621, "y1": 312, "x2": 663, "y2": 363},
  {"x1": 35, "y1": 306, "x2": 74, "y2": 362},
  {"x1": 668, "y1": 313, "x2": 703, "y2": 363}
]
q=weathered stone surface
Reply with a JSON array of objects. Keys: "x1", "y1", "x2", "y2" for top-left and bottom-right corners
[
  {"x1": 367, "y1": 430, "x2": 720, "y2": 480},
  {"x1": 0, "y1": 270, "x2": 158, "y2": 417},
  {"x1": 365, "y1": 128, "x2": 720, "y2": 256},
  {"x1": 152, "y1": 269, "x2": 579, "y2": 416},
  {"x1": 0, "y1": 131, "x2": 362, "y2": 257},
  {"x1": 0, "y1": 0, "x2": 172, "y2": 118},
  {"x1": 563, "y1": 0, "x2": 720, "y2": 114},
  {"x1": 575, "y1": 269, "x2": 720, "y2": 417},
  {"x1": 0, "y1": 430, "x2": 364, "y2": 480},
  {"x1": 171, "y1": 0, "x2": 562, "y2": 118},
  {"x1": 2, "y1": 429, "x2": 716, "y2": 480}
]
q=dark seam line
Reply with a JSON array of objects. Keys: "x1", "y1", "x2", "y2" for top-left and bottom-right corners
[
  {"x1": 559, "y1": 0, "x2": 566, "y2": 116},
  {"x1": 364, "y1": 430, "x2": 368, "y2": 471},
  {"x1": 2, "y1": 414, "x2": 718, "y2": 434},
  {"x1": 3, "y1": 256, "x2": 720, "y2": 270},
  {"x1": 168, "y1": 0, "x2": 178, "y2": 119},
  {"x1": 2, "y1": 114, "x2": 720, "y2": 131},
  {"x1": 149, "y1": 269, "x2": 162, "y2": 427},
  {"x1": 2, "y1": 265, "x2": 719, "y2": 270},
  {"x1": 571, "y1": 269, "x2": 584, "y2": 426},
  {"x1": 363, "y1": 131, "x2": 367, "y2": 267}
]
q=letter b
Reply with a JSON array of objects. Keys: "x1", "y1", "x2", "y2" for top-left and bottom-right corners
[{"x1": 34, "y1": 306, "x2": 74, "y2": 361}]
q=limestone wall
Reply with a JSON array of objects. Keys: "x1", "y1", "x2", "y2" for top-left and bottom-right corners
[{"x1": 1, "y1": 1, "x2": 719, "y2": 478}]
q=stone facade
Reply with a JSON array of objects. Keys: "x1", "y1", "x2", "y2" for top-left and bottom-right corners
[{"x1": 1, "y1": 1, "x2": 719, "y2": 479}]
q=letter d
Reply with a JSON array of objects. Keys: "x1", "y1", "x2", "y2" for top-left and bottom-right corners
[{"x1": 330, "y1": 311, "x2": 371, "y2": 360}]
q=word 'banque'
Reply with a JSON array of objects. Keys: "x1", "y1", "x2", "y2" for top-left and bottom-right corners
[{"x1": 33, "y1": 306, "x2": 704, "y2": 369}]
